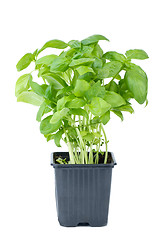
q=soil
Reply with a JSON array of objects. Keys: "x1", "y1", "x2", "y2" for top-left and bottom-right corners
[{"x1": 53, "y1": 152, "x2": 113, "y2": 164}]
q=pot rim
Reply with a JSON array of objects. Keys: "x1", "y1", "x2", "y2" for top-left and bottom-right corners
[{"x1": 51, "y1": 151, "x2": 117, "y2": 168}]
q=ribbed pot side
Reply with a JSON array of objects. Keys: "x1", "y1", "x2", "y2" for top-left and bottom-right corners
[{"x1": 51, "y1": 152, "x2": 116, "y2": 227}]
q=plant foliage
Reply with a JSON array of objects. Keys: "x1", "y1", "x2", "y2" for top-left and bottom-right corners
[{"x1": 15, "y1": 34, "x2": 149, "y2": 164}]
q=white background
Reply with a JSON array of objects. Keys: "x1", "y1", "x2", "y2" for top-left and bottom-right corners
[{"x1": 0, "y1": 0, "x2": 161, "y2": 239}]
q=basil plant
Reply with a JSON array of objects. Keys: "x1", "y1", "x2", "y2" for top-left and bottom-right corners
[{"x1": 15, "y1": 34, "x2": 148, "y2": 164}]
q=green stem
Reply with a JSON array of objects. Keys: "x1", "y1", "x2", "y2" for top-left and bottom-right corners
[
  {"x1": 101, "y1": 124, "x2": 108, "y2": 164},
  {"x1": 95, "y1": 124, "x2": 101, "y2": 164},
  {"x1": 66, "y1": 116, "x2": 86, "y2": 164},
  {"x1": 75, "y1": 127, "x2": 88, "y2": 164},
  {"x1": 64, "y1": 131, "x2": 75, "y2": 164},
  {"x1": 79, "y1": 116, "x2": 82, "y2": 131},
  {"x1": 74, "y1": 148, "x2": 79, "y2": 164},
  {"x1": 88, "y1": 112, "x2": 93, "y2": 164},
  {"x1": 89, "y1": 143, "x2": 93, "y2": 164}
]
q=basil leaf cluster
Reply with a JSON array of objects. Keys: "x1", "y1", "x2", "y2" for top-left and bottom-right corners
[{"x1": 15, "y1": 34, "x2": 149, "y2": 164}]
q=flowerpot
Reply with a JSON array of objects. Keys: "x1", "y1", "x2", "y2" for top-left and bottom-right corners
[{"x1": 51, "y1": 152, "x2": 116, "y2": 227}]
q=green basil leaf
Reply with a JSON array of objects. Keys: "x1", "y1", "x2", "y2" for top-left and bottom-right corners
[
  {"x1": 41, "y1": 84, "x2": 49, "y2": 92},
  {"x1": 114, "y1": 104, "x2": 134, "y2": 114},
  {"x1": 112, "y1": 110, "x2": 123, "y2": 121},
  {"x1": 45, "y1": 101, "x2": 56, "y2": 109},
  {"x1": 76, "y1": 66, "x2": 95, "y2": 76},
  {"x1": 90, "y1": 116, "x2": 100, "y2": 124},
  {"x1": 36, "y1": 101, "x2": 51, "y2": 122},
  {"x1": 16, "y1": 53, "x2": 34, "y2": 71},
  {"x1": 35, "y1": 54, "x2": 57, "y2": 67},
  {"x1": 56, "y1": 86, "x2": 73, "y2": 97},
  {"x1": 46, "y1": 134, "x2": 55, "y2": 142},
  {"x1": 33, "y1": 49, "x2": 39, "y2": 58},
  {"x1": 104, "y1": 91, "x2": 126, "y2": 107},
  {"x1": 119, "y1": 81, "x2": 134, "y2": 101},
  {"x1": 15, "y1": 74, "x2": 31, "y2": 97},
  {"x1": 125, "y1": 49, "x2": 149, "y2": 60},
  {"x1": 60, "y1": 68, "x2": 72, "y2": 84},
  {"x1": 81, "y1": 34, "x2": 109, "y2": 45},
  {"x1": 40, "y1": 115, "x2": 61, "y2": 134},
  {"x1": 125, "y1": 69, "x2": 148, "y2": 104},
  {"x1": 38, "y1": 66, "x2": 50, "y2": 77},
  {"x1": 39, "y1": 39, "x2": 68, "y2": 53},
  {"x1": 127, "y1": 63, "x2": 147, "y2": 77},
  {"x1": 85, "y1": 81, "x2": 106, "y2": 100},
  {"x1": 69, "y1": 108, "x2": 88, "y2": 119},
  {"x1": 100, "y1": 111, "x2": 110, "y2": 125},
  {"x1": 96, "y1": 67, "x2": 109, "y2": 79},
  {"x1": 89, "y1": 97, "x2": 111, "y2": 116},
  {"x1": 50, "y1": 108, "x2": 69, "y2": 124},
  {"x1": 29, "y1": 79, "x2": 45, "y2": 97},
  {"x1": 81, "y1": 45, "x2": 94, "y2": 57},
  {"x1": 45, "y1": 85, "x2": 57, "y2": 101},
  {"x1": 67, "y1": 127, "x2": 77, "y2": 139},
  {"x1": 93, "y1": 132, "x2": 102, "y2": 138},
  {"x1": 74, "y1": 79, "x2": 90, "y2": 97},
  {"x1": 66, "y1": 98, "x2": 86, "y2": 108},
  {"x1": 68, "y1": 40, "x2": 81, "y2": 49},
  {"x1": 106, "y1": 61, "x2": 123, "y2": 77},
  {"x1": 73, "y1": 52, "x2": 83, "y2": 59},
  {"x1": 103, "y1": 51, "x2": 126, "y2": 62},
  {"x1": 71, "y1": 70, "x2": 79, "y2": 87},
  {"x1": 61, "y1": 48, "x2": 76, "y2": 58},
  {"x1": 50, "y1": 57, "x2": 70, "y2": 72},
  {"x1": 17, "y1": 91, "x2": 44, "y2": 106},
  {"x1": 105, "y1": 81, "x2": 118, "y2": 92},
  {"x1": 92, "y1": 44, "x2": 103, "y2": 58},
  {"x1": 82, "y1": 133, "x2": 95, "y2": 141},
  {"x1": 119, "y1": 78, "x2": 128, "y2": 91},
  {"x1": 42, "y1": 73, "x2": 67, "y2": 89},
  {"x1": 57, "y1": 96, "x2": 73, "y2": 110},
  {"x1": 80, "y1": 131, "x2": 88, "y2": 137},
  {"x1": 69, "y1": 58, "x2": 95, "y2": 67},
  {"x1": 92, "y1": 58, "x2": 103, "y2": 69},
  {"x1": 97, "y1": 61, "x2": 123, "y2": 78},
  {"x1": 78, "y1": 72, "x2": 94, "y2": 82},
  {"x1": 52, "y1": 129, "x2": 64, "y2": 147}
]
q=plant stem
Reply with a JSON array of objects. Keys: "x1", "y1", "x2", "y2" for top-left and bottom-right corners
[
  {"x1": 95, "y1": 123, "x2": 101, "y2": 164},
  {"x1": 88, "y1": 112, "x2": 93, "y2": 164},
  {"x1": 64, "y1": 131, "x2": 75, "y2": 164},
  {"x1": 74, "y1": 148, "x2": 79, "y2": 164},
  {"x1": 79, "y1": 116, "x2": 82, "y2": 131},
  {"x1": 101, "y1": 124, "x2": 108, "y2": 164},
  {"x1": 89, "y1": 143, "x2": 93, "y2": 164},
  {"x1": 75, "y1": 127, "x2": 88, "y2": 164}
]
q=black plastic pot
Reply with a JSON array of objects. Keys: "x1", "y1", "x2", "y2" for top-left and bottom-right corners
[{"x1": 51, "y1": 152, "x2": 116, "y2": 227}]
